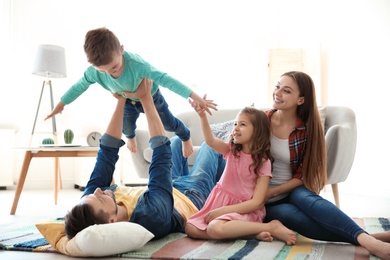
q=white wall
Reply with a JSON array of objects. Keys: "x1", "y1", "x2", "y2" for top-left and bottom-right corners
[{"x1": 1, "y1": 0, "x2": 389, "y2": 198}]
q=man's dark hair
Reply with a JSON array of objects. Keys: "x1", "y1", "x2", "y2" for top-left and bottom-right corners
[{"x1": 64, "y1": 203, "x2": 110, "y2": 239}]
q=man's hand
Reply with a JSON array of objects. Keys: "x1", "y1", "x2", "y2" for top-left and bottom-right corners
[
  {"x1": 112, "y1": 92, "x2": 125, "y2": 100},
  {"x1": 122, "y1": 78, "x2": 153, "y2": 101}
]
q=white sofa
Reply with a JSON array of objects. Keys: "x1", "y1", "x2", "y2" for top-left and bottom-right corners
[{"x1": 127, "y1": 106, "x2": 357, "y2": 208}]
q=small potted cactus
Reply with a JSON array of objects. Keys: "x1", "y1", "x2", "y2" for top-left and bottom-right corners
[
  {"x1": 64, "y1": 129, "x2": 74, "y2": 144},
  {"x1": 42, "y1": 137, "x2": 55, "y2": 145}
]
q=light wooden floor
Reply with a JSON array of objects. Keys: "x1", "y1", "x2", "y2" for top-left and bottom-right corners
[{"x1": 1, "y1": 185, "x2": 389, "y2": 259}]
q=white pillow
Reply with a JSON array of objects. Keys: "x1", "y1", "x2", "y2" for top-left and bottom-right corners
[
  {"x1": 76, "y1": 222, "x2": 154, "y2": 256},
  {"x1": 36, "y1": 221, "x2": 154, "y2": 257}
]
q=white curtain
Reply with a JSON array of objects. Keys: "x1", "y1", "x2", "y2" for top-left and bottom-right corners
[{"x1": 0, "y1": 0, "x2": 11, "y2": 69}]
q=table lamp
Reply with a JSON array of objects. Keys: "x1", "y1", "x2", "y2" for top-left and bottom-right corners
[{"x1": 31, "y1": 44, "x2": 67, "y2": 145}]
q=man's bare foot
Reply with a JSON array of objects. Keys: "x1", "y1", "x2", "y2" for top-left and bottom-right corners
[
  {"x1": 127, "y1": 138, "x2": 137, "y2": 153},
  {"x1": 256, "y1": 231, "x2": 273, "y2": 242},
  {"x1": 268, "y1": 220, "x2": 297, "y2": 246},
  {"x1": 182, "y1": 139, "x2": 193, "y2": 158},
  {"x1": 358, "y1": 233, "x2": 390, "y2": 260}
]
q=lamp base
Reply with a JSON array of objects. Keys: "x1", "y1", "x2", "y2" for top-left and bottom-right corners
[{"x1": 30, "y1": 80, "x2": 58, "y2": 147}]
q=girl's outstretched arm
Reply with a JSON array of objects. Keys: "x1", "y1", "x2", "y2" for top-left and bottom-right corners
[{"x1": 188, "y1": 97, "x2": 229, "y2": 155}]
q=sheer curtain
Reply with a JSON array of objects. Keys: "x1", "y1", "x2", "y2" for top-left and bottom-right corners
[
  {"x1": 0, "y1": 0, "x2": 12, "y2": 124},
  {"x1": 0, "y1": 0, "x2": 11, "y2": 69}
]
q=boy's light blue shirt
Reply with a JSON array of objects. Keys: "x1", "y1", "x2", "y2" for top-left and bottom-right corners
[{"x1": 61, "y1": 51, "x2": 193, "y2": 104}]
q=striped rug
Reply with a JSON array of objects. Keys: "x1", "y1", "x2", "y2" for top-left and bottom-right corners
[
  {"x1": 1, "y1": 217, "x2": 388, "y2": 259},
  {"x1": 121, "y1": 217, "x2": 389, "y2": 259}
]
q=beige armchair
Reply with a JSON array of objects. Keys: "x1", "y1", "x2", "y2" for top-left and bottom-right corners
[
  {"x1": 128, "y1": 106, "x2": 357, "y2": 208},
  {"x1": 324, "y1": 106, "x2": 357, "y2": 207}
]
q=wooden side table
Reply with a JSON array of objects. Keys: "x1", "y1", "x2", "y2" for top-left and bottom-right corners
[{"x1": 10, "y1": 146, "x2": 99, "y2": 215}]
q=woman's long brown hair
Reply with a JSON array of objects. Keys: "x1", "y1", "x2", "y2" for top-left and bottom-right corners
[{"x1": 282, "y1": 71, "x2": 327, "y2": 194}]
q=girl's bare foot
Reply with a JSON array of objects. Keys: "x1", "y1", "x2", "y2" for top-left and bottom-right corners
[
  {"x1": 256, "y1": 231, "x2": 273, "y2": 242},
  {"x1": 182, "y1": 139, "x2": 193, "y2": 158},
  {"x1": 358, "y1": 233, "x2": 390, "y2": 260},
  {"x1": 268, "y1": 220, "x2": 297, "y2": 246},
  {"x1": 127, "y1": 138, "x2": 137, "y2": 153}
]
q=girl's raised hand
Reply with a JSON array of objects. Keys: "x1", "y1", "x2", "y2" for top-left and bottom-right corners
[{"x1": 188, "y1": 98, "x2": 207, "y2": 117}]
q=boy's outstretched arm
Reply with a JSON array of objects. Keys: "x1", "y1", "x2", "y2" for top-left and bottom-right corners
[
  {"x1": 45, "y1": 101, "x2": 65, "y2": 120},
  {"x1": 190, "y1": 92, "x2": 218, "y2": 115}
]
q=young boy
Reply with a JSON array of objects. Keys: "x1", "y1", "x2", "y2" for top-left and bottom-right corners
[{"x1": 45, "y1": 27, "x2": 217, "y2": 157}]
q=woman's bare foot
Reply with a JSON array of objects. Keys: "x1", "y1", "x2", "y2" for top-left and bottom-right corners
[
  {"x1": 127, "y1": 138, "x2": 137, "y2": 153},
  {"x1": 182, "y1": 139, "x2": 193, "y2": 158},
  {"x1": 268, "y1": 220, "x2": 297, "y2": 246},
  {"x1": 256, "y1": 231, "x2": 273, "y2": 242},
  {"x1": 358, "y1": 233, "x2": 390, "y2": 260}
]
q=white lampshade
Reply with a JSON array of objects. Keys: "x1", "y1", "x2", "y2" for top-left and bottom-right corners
[{"x1": 32, "y1": 44, "x2": 67, "y2": 78}]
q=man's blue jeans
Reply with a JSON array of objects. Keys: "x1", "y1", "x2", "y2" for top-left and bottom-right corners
[
  {"x1": 123, "y1": 89, "x2": 190, "y2": 142},
  {"x1": 170, "y1": 137, "x2": 225, "y2": 210}
]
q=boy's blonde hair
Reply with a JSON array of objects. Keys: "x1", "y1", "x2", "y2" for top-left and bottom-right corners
[{"x1": 84, "y1": 27, "x2": 121, "y2": 66}]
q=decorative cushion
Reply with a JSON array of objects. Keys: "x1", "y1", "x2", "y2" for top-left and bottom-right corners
[
  {"x1": 36, "y1": 221, "x2": 154, "y2": 257},
  {"x1": 210, "y1": 120, "x2": 235, "y2": 142},
  {"x1": 318, "y1": 106, "x2": 327, "y2": 130}
]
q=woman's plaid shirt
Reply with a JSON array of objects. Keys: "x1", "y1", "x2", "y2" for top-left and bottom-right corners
[{"x1": 266, "y1": 109, "x2": 307, "y2": 180}]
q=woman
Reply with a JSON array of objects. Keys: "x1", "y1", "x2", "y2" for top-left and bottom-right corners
[
  {"x1": 263, "y1": 71, "x2": 389, "y2": 260},
  {"x1": 171, "y1": 71, "x2": 390, "y2": 260},
  {"x1": 266, "y1": 71, "x2": 390, "y2": 259}
]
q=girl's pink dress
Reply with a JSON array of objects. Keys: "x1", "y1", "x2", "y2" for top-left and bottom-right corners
[{"x1": 187, "y1": 146, "x2": 272, "y2": 230}]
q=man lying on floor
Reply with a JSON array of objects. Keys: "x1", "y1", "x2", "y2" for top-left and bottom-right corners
[{"x1": 64, "y1": 78, "x2": 224, "y2": 240}]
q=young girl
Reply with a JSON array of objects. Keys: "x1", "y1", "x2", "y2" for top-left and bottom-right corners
[{"x1": 185, "y1": 104, "x2": 297, "y2": 245}]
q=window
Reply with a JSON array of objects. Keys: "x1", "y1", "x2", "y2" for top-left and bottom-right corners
[{"x1": 268, "y1": 48, "x2": 322, "y2": 105}]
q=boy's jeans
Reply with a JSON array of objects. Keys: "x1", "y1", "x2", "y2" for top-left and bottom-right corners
[{"x1": 123, "y1": 89, "x2": 190, "y2": 142}]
